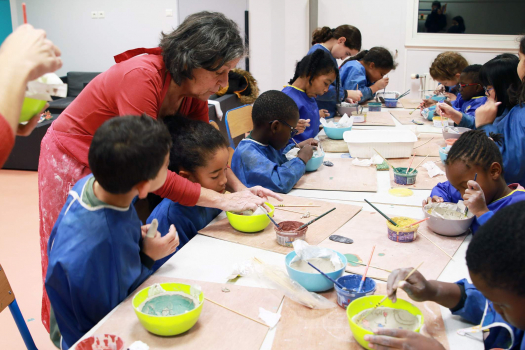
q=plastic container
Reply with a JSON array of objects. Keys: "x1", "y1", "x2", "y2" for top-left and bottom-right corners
[
  {"x1": 305, "y1": 153, "x2": 325, "y2": 171},
  {"x1": 393, "y1": 167, "x2": 418, "y2": 185},
  {"x1": 347, "y1": 295, "x2": 424, "y2": 350},
  {"x1": 285, "y1": 250, "x2": 347, "y2": 292},
  {"x1": 423, "y1": 204, "x2": 475, "y2": 236},
  {"x1": 337, "y1": 103, "x2": 359, "y2": 117},
  {"x1": 439, "y1": 147, "x2": 448, "y2": 163},
  {"x1": 384, "y1": 98, "x2": 398, "y2": 108},
  {"x1": 386, "y1": 217, "x2": 419, "y2": 243},
  {"x1": 376, "y1": 91, "x2": 400, "y2": 100},
  {"x1": 344, "y1": 129, "x2": 418, "y2": 159},
  {"x1": 132, "y1": 283, "x2": 204, "y2": 336},
  {"x1": 275, "y1": 221, "x2": 308, "y2": 247},
  {"x1": 368, "y1": 102, "x2": 382, "y2": 112},
  {"x1": 335, "y1": 275, "x2": 376, "y2": 309},
  {"x1": 226, "y1": 202, "x2": 275, "y2": 233},
  {"x1": 324, "y1": 123, "x2": 353, "y2": 140},
  {"x1": 76, "y1": 335, "x2": 124, "y2": 350},
  {"x1": 20, "y1": 97, "x2": 47, "y2": 122}
]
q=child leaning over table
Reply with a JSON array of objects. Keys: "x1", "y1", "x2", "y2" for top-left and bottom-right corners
[
  {"x1": 45, "y1": 115, "x2": 179, "y2": 349},
  {"x1": 366, "y1": 201, "x2": 525, "y2": 350}
]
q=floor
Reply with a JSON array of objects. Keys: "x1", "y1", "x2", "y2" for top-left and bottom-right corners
[{"x1": 0, "y1": 170, "x2": 54, "y2": 349}]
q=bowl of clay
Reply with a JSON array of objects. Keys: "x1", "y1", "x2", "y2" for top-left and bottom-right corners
[
  {"x1": 133, "y1": 282, "x2": 204, "y2": 336},
  {"x1": 347, "y1": 295, "x2": 424, "y2": 350},
  {"x1": 226, "y1": 202, "x2": 275, "y2": 233},
  {"x1": 305, "y1": 151, "x2": 325, "y2": 171},
  {"x1": 324, "y1": 123, "x2": 353, "y2": 140},
  {"x1": 285, "y1": 250, "x2": 347, "y2": 292},
  {"x1": 442, "y1": 126, "x2": 470, "y2": 140},
  {"x1": 393, "y1": 167, "x2": 418, "y2": 186},
  {"x1": 335, "y1": 275, "x2": 376, "y2": 309},
  {"x1": 439, "y1": 147, "x2": 448, "y2": 163},
  {"x1": 423, "y1": 203, "x2": 475, "y2": 236},
  {"x1": 386, "y1": 217, "x2": 419, "y2": 243},
  {"x1": 337, "y1": 102, "x2": 359, "y2": 117}
]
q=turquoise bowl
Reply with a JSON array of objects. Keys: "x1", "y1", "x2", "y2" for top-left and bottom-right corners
[
  {"x1": 324, "y1": 123, "x2": 353, "y2": 140},
  {"x1": 285, "y1": 250, "x2": 347, "y2": 292},
  {"x1": 439, "y1": 147, "x2": 448, "y2": 163},
  {"x1": 305, "y1": 153, "x2": 324, "y2": 172}
]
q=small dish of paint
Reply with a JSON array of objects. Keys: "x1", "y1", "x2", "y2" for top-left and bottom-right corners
[
  {"x1": 386, "y1": 217, "x2": 419, "y2": 243},
  {"x1": 393, "y1": 167, "x2": 418, "y2": 185},
  {"x1": 335, "y1": 275, "x2": 376, "y2": 309},
  {"x1": 275, "y1": 221, "x2": 308, "y2": 247}
]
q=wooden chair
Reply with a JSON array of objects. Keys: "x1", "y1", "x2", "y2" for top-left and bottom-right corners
[
  {"x1": 224, "y1": 105, "x2": 253, "y2": 149},
  {"x1": 0, "y1": 264, "x2": 37, "y2": 349},
  {"x1": 209, "y1": 121, "x2": 235, "y2": 165}
]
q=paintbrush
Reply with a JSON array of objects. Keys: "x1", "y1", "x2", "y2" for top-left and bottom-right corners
[
  {"x1": 307, "y1": 262, "x2": 348, "y2": 291},
  {"x1": 409, "y1": 107, "x2": 419, "y2": 115},
  {"x1": 146, "y1": 218, "x2": 158, "y2": 238},
  {"x1": 291, "y1": 138, "x2": 299, "y2": 147},
  {"x1": 408, "y1": 154, "x2": 429, "y2": 174},
  {"x1": 357, "y1": 262, "x2": 424, "y2": 323},
  {"x1": 396, "y1": 89, "x2": 411, "y2": 100},
  {"x1": 205, "y1": 297, "x2": 268, "y2": 327},
  {"x1": 297, "y1": 207, "x2": 336, "y2": 230},
  {"x1": 259, "y1": 206, "x2": 280, "y2": 229},
  {"x1": 275, "y1": 207, "x2": 319, "y2": 217},
  {"x1": 277, "y1": 204, "x2": 321, "y2": 207},
  {"x1": 465, "y1": 173, "x2": 478, "y2": 217},
  {"x1": 355, "y1": 84, "x2": 359, "y2": 114},
  {"x1": 357, "y1": 245, "x2": 376, "y2": 293},
  {"x1": 22, "y1": 3, "x2": 27, "y2": 24},
  {"x1": 364, "y1": 199, "x2": 398, "y2": 227},
  {"x1": 406, "y1": 217, "x2": 429, "y2": 227},
  {"x1": 405, "y1": 154, "x2": 416, "y2": 174},
  {"x1": 373, "y1": 148, "x2": 397, "y2": 172}
]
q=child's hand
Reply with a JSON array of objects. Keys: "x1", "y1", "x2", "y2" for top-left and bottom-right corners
[
  {"x1": 387, "y1": 268, "x2": 436, "y2": 303},
  {"x1": 422, "y1": 195, "x2": 444, "y2": 207},
  {"x1": 443, "y1": 92, "x2": 456, "y2": 101},
  {"x1": 436, "y1": 102, "x2": 462, "y2": 124},
  {"x1": 374, "y1": 77, "x2": 389, "y2": 90},
  {"x1": 296, "y1": 119, "x2": 310, "y2": 134},
  {"x1": 297, "y1": 138, "x2": 318, "y2": 148},
  {"x1": 364, "y1": 329, "x2": 446, "y2": 350},
  {"x1": 297, "y1": 143, "x2": 314, "y2": 164},
  {"x1": 463, "y1": 180, "x2": 489, "y2": 217},
  {"x1": 475, "y1": 100, "x2": 501, "y2": 128},
  {"x1": 141, "y1": 224, "x2": 179, "y2": 261},
  {"x1": 319, "y1": 109, "x2": 329, "y2": 118},
  {"x1": 347, "y1": 89, "x2": 363, "y2": 102},
  {"x1": 419, "y1": 99, "x2": 437, "y2": 110}
]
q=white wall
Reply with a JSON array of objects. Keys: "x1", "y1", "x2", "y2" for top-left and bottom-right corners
[
  {"x1": 13, "y1": 0, "x2": 179, "y2": 76},
  {"x1": 248, "y1": 0, "x2": 309, "y2": 93}
]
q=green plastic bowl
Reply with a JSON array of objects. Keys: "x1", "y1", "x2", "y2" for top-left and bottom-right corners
[
  {"x1": 347, "y1": 295, "x2": 424, "y2": 350},
  {"x1": 226, "y1": 202, "x2": 275, "y2": 233},
  {"x1": 20, "y1": 97, "x2": 47, "y2": 122}
]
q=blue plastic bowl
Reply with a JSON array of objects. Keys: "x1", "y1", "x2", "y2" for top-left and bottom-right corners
[
  {"x1": 431, "y1": 95, "x2": 447, "y2": 102},
  {"x1": 335, "y1": 275, "x2": 376, "y2": 309},
  {"x1": 384, "y1": 98, "x2": 398, "y2": 108},
  {"x1": 285, "y1": 250, "x2": 347, "y2": 292},
  {"x1": 324, "y1": 123, "x2": 353, "y2": 140},
  {"x1": 439, "y1": 147, "x2": 448, "y2": 163},
  {"x1": 305, "y1": 153, "x2": 324, "y2": 172}
]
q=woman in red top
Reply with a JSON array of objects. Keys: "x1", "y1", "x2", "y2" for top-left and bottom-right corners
[{"x1": 38, "y1": 11, "x2": 280, "y2": 332}]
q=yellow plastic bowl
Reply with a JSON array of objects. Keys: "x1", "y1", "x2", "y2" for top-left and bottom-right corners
[
  {"x1": 20, "y1": 97, "x2": 47, "y2": 122},
  {"x1": 346, "y1": 295, "x2": 424, "y2": 350},
  {"x1": 132, "y1": 282, "x2": 204, "y2": 336},
  {"x1": 226, "y1": 202, "x2": 275, "y2": 233}
]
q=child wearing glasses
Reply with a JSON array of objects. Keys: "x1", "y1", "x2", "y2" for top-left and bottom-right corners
[{"x1": 231, "y1": 90, "x2": 317, "y2": 193}]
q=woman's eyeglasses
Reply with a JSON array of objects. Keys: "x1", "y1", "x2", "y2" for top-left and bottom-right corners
[{"x1": 269, "y1": 120, "x2": 298, "y2": 138}]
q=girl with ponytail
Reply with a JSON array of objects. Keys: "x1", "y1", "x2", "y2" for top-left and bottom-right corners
[
  {"x1": 339, "y1": 47, "x2": 397, "y2": 103},
  {"x1": 307, "y1": 25, "x2": 363, "y2": 117},
  {"x1": 282, "y1": 50, "x2": 339, "y2": 143}
]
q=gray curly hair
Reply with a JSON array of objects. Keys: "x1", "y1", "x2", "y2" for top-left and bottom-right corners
[{"x1": 160, "y1": 11, "x2": 247, "y2": 85}]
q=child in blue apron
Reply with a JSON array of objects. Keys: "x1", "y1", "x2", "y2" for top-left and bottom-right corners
[
  {"x1": 283, "y1": 49, "x2": 338, "y2": 143},
  {"x1": 147, "y1": 115, "x2": 227, "y2": 271},
  {"x1": 45, "y1": 116, "x2": 178, "y2": 349},
  {"x1": 231, "y1": 90, "x2": 317, "y2": 193},
  {"x1": 308, "y1": 25, "x2": 363, "y2": 117},
  {"x1": 338, "y1": 47, "x2": 397, "y2": 104},
  {"x1": 425, "y1": 130, "x2": 525, "y2": 234},
  {"x1": 366, "y1": 201, "x2": 525, "y2": 350}
]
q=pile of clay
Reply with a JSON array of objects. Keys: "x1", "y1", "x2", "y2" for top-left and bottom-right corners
[
  {"x1": 289, "y1": 240, "x2": 344, "y2": 273},
  {"x1": 353, "y1": 307, "x2": 421, "y2": 332},
  {"x1": 138, "y1": 284, "x2": 199, "y2": 317},
  {"x1": 285, "y1": 147, "x2": 324, "y2": 161},
  {"x1": 321, "y1": 113, "x2": 354, "y2": 128},
  {"x1": 289, "y1": 257, "x2": 340, "y2": 273},
  {"x1": 233, "y1": 207, "x2": 267, "y2": 216},
  {"x1": 425, "y1": 202, "x2": 472, "y2": 220}
]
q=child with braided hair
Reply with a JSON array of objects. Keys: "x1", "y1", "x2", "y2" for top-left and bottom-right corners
[
  {"x1": 424, "y1": 130, "x2": 525, "y2": 234},
  {"x1": 282, "y1": 49, "x2": 339, "y2": 143}
]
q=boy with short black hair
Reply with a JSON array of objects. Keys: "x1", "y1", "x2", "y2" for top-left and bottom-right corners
[
  {"x1": 450, "y1": 64, "x2": 488, "y2": 128},
  {"x1": 231, "y1": 90, "x2": 317, "y2": 193},
  {"x1": 46, "y1": 115, "x2": 180, "y2": 349},
  {"x1": 365, "y1": 201, "x2": 525, "y2": 350}
]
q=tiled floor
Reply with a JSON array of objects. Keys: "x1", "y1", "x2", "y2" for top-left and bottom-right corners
[{"x1": 0, "y1": 170, "x2": 54, "y2": 349}]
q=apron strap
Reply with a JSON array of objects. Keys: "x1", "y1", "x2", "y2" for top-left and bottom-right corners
[{"x1": 114, "y1": 47, "x2": 162, "y2": 63}]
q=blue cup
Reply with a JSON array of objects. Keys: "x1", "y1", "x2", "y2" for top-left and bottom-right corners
[
  {"x1": 335, "y1": 275, "x2": 376, "y2": 309},
  {"x1": 384, "y1": 98, "x2": 398, "y2": 108}
]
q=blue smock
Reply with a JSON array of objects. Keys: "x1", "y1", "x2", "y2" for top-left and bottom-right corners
[
  {"x1": 430, "y1": 181, "x2": 525, "y2": 233},
  {"x1": 45, "y1": 175, "x2": 153, "y2": 349},
  {"x1": 339, "y1": 60, "x2": 374, "y2": 103},
  {"x1": 282, "y1": 85, "x2": 320, "y2": 143},
  {"x1": 307, "y1": 44, "x2": 343, "y2": 118},
  {"x1": 454, "y1": 95, "x2": 487, "y2": 129},
  {"x1": 147, "y1": 198, "x2": 221, "y2": 271},
  {"x1": 231, "y1": 138, "x2": 305, "y2": 193}
]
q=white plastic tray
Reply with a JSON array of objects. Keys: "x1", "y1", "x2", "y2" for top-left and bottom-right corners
[{"x1": 343, "y1": 129, "x2": 417, "y2": 158}]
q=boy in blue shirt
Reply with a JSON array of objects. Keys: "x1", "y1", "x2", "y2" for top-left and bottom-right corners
[
  {"x1": 231, "y1": 90, "x2": 317, "y2": 193},
  {"x1": 367, "y1": 201, "x2": 525, "y2": 350},
  {"x1": 45, "y1": 116, "x2": 179, "y2": 349}
]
